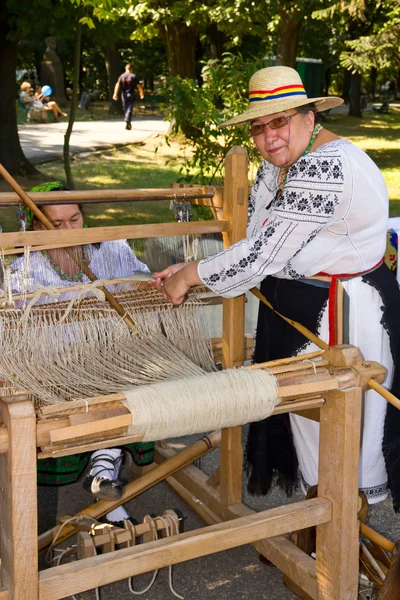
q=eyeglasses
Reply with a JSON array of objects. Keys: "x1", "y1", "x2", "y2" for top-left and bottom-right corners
[{"x1": 249, "y1": 113, "x2": 297, "y2": 137}]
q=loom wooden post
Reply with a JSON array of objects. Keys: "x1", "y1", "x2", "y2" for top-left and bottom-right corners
[
  {"x1": 220, "y1": 146, "x2": 248, "y2": 506},
  {"x1": 0, "y1": 396, "x2": 38, "y2": 600},
  {"x1": 315, "y1": 387, "x2": 362, "y2": 599}
]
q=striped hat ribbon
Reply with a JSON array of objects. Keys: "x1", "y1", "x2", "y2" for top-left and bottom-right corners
[{"x1": 249, "y1": 84, "x2": 306, "y2": 103}]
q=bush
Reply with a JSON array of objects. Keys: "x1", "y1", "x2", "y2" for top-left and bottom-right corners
[{"x1": 162, "y1": 53, "x2": 265, "y2": 184}]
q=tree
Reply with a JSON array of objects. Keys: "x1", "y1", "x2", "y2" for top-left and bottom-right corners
[
  {"x1": 0, "y1": 0, "x2": 55, "y2": 175},
  {"x1": 312, "y1": 0, "x2": 388, "y2": 116},
  {"x1": 340, "y1": 0, "x2": 400, "y2": 83}
]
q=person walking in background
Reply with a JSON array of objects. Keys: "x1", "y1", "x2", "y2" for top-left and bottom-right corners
[{"x1": 113, "y1": 63, "x2": 144, "y2": 130}]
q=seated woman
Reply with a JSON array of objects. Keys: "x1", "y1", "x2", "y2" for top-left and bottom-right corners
[
  {"x1": 35, "y1": 86, "x2": 67, "y2": 122},
  {"x1": 19, "y1": 81, "x2": 47, "y2": 123},
  {"x1": 10, "y1": 181, "x2": 153, "y2": 525}
]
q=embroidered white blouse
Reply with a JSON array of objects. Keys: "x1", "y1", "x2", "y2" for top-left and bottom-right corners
[
  {"x1": 10, "y1": 240, "x2": 149, "y2": 302},
  {"x1": 198, "y1": 140, "x2": 388, "y2": 297}
]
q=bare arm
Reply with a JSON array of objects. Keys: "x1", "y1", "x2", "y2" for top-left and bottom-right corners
[
  {"x1": 136, "y1": 83, "x2": 144, "y2": 100},
  {"x1": 112, "y1": 82, "x2": 120, "y2": 101}
]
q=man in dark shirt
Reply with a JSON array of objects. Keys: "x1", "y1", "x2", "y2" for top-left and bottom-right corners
[{"x1": 113, "y1": 63, "x2": 144, "y2": 130}]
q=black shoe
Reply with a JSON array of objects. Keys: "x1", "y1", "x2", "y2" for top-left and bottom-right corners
[
  {"x1": 125, "y1": 122, "x2": 132, "y2": 130},
  {"x1": 83, "y1": 474, "x2": 123, "y2": 501},
  {"x1": 83, "y1": 452, "x2": 124, "y2": 501}
]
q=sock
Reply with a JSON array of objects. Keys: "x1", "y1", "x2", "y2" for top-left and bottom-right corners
[
  {"x1": 89, "y1": 448, "x2": 122, "y2": 480},
  {"x1": 105, "y1": 505, "x2": 130, "y2": 523}
]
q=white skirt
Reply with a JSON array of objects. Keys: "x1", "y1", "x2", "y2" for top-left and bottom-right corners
[{"x1": 290, "y1": 276, "x2": 392, "y2": 504}]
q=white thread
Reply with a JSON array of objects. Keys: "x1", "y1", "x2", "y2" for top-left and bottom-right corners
[
  {"x1": 123, "y1": 368, "x2": 279, "y2": 441},
  {"x1": 303, "y1": 359, "x2": 317, "y2": 375},
  {"x1": 128, "y1": 514, "x2": 183, "y2": 599},
  {"x1": 0, "y1": 287, "x2": 217, "y2": 404}
]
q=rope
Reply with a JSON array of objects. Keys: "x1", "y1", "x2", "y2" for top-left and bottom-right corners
[{"x1": 128, "y1": 513, "x2": 184, "y2": 599}]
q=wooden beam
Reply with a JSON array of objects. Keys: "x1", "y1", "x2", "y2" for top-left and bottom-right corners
[
  {"x1": 158, "y1": 448, "x2": 319, "y2": 597},
  {"x1": 315, "y1": 388, "x2": 362, "y2": 599},
  {"x1": 0, "y1": 397, "x2": 38, "y2": 599},
  {"x1": 0, "y1": 187, "x2": 217, "y2": 204},
  {"x1": 220, "y1": 146, "x2": 249, "y2": 506},
  {"x1": 38, "y1": 498, "x2": 331, "y2": 600},
  {"x1": 0, "y1": 219, "x2": 230, "y2": 250}
]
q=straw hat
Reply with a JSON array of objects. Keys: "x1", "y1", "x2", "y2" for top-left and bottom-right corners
[
  {"x1": 20, "y1": 81, "x2": 32, "y2": 91},
  {"x1": 220, "y1": 66, "x2": 343, "y2": 128}
]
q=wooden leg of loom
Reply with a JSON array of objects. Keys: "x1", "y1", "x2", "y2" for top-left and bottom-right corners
[
  {"x1": 0, "y1": 397, "x2": 38, "y2": 600},
  {"x1": 219, "y1": 146, "x2": 248, "y2": 506},
  {"x1": 315, "y1": 388, "x2": 362, "y2": 599}
]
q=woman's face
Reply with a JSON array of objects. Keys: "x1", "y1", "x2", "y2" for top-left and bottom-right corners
[
  {"x1": 251, "y1": 110, "x2": 315, "y2": 168},
  {"x1": 34, "y1": 204, "x2": 84, "y2": 230}
]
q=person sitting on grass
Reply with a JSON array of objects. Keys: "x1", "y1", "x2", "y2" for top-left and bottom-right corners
[{"x1": 10, "y1": 181, "x2": 154, "y2": 526}]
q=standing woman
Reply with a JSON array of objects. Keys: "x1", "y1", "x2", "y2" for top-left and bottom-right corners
[{"x1": 154, "y1": 67, "x2": 400, "y2": 511}]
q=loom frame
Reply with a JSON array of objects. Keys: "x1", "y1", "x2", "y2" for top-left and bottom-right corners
[{"x1": 0, "y1": 147, "x2": 386, "y2": 600}]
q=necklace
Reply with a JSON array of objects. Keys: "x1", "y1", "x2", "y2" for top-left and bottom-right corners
[
  {"x1": 278, "y1": 122, "x2": 323, "y2": 190},
  {"x1": 42, "y1": 246, "x2": 89, "y2": 282}
]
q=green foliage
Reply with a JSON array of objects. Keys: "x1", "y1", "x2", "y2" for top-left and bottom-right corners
[
  {"x1": 339, "y1": 0, "x2": 400, "y2": 76},
  {"x1": 163, "y1": 53, "x2": 264, "y2": 184}
]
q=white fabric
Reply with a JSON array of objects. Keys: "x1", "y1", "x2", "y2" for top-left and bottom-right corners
[
  {"x1": 198, "y1": 139, "x2": 391, "y2": 504},
  {"x1": 198, "y1": 140, "x2": 387, "y2": 296},
  {"x1": 10, "y1": 240, "x2": 150, "y2": 303},
  {"x1": 290, "y1": 276, "x2": 391, "y2": 503}
]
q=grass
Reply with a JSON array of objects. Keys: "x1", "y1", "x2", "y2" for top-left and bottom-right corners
[
  {"x1": 2, "y1": 105, "x2": 400, "y2": 233},
  {"x1": 327, "y1": 106, "x2": 400, "y2": 214},
  {"x1": 0, "y1": 136, "x2": 190, "y2": 232}
]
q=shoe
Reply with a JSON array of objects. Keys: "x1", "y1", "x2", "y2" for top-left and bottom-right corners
[
  {"x1": 83, "y1": 452, "x2": 124, "y2": 501},
  {"x1": 125, "y1": 122, "x2": 132, "y2": 130},
  {"x1": 83, "y1": 474, "x2": 123, "y2": 501}
]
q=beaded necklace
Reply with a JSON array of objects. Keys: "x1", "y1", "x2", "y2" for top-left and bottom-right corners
[
  {"x1": 278, "y1": 122, "x2": 323, "y2": 190},
  {"x1": 42, "y1": 246, "x2": 89, "y2": 282}
]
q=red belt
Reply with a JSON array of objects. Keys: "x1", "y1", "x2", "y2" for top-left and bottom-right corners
[{"x1": 317, "y1": 258, "x2": 384, "y2": 346}]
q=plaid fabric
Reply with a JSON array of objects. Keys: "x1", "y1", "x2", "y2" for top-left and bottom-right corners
[{"x1": 37, "y1": 442, "x2": 155, "y2": 486}]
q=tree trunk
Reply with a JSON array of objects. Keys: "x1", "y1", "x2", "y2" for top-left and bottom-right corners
[
  {"x1": 348, "y1": 71, "x2": 362, "y2": 117},
  {"x1": 162, "y1": 21, "x2": 199, "y2": 79},
  {"x1": 0, "y1": 5, "x2": 37, "y2": 175},
  {"x1": 104, "y1": 45, "x2": 122, "y2": 115},
  {"x1": 276, "y1": 18, "x2": 302, "y2": 68},
  {"x1": 63, "y1": 14, "x2": 82, "y2": 190}
]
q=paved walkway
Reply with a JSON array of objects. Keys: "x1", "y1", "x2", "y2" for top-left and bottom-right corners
[{"x1": 18, "y1": 116, "x2": 170, "y2": 164}]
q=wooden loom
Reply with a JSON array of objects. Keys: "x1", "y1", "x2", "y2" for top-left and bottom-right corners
[{"x1": 0, "y1": 147, "x2": 389, "y2": 600}]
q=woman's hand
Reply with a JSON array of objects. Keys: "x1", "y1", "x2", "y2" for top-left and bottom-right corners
[{"x1": 153, "y1": 261, "x2": 201, "y2": 306}]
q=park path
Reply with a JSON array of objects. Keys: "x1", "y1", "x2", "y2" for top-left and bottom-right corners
[{"x1": 18, "y1": 116, "x2": 170, "y2": 164}]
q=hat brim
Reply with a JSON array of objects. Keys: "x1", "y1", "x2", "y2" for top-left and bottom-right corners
[{"x1": 220, "y1": 96, "x2": 344, "y2": 128}]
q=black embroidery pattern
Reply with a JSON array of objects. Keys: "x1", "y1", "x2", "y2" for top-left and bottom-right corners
[
  {"x1": 275, "y1": 189, "x2": 340, "y2": 216},
  {"x1": 202, "y1": 220, "x2": 283, "y2": 286},
  {"x1": 203, "y1": 149, "x2": 345, "y2": 291},
  {"x1": 361, "y1": 482, "x2": 388, "y2": 500},
  {"x1": 289, "y1": 154, "x2": 344, "y2": 182},
  {"x1": 248, "y1": 161, "x2": 274, "y2": 220}
]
